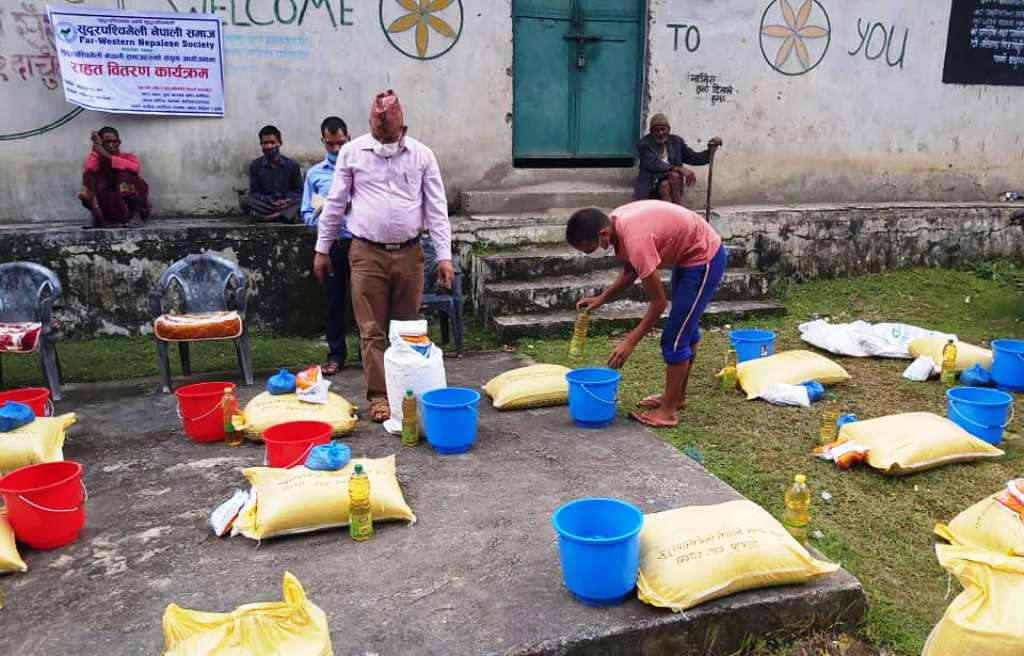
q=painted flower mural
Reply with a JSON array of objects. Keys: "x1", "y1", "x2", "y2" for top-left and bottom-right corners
[
  {"x1": 759, "y1": 0, "x2": 831, "y2": 76},
  {"x1": 381, "y1": 0, "x2": 463, "y2": 61}
]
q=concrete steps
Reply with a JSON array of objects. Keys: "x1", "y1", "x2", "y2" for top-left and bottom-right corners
[
  {"x1": 455, "y1": 183, "x2": 786, "y2": 339},
  {"x1": 460, "y1": 181, "x2": 633, "y2": 215},
  {"x1": 481, "y1": 268, "x2": 770, "y2": 319},
  {"x1": 493, "y1": 299, "x2": 787, "y2": 339}
]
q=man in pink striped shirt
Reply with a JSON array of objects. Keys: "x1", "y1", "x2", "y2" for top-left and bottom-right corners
[
  {"x1": 314, "y1": 90, "x2": 453, "y2": 422},
  {"x1": 78, "y1": 127, "x2": 150, "y2": 228}
]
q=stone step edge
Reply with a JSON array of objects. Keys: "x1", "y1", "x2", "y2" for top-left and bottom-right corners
[
  {"x1": 492, "y1": 300, "x2": 787, "y2": 336},
  {"x1": 484, "y1": 268, "x2": 764, "y2": 293}
]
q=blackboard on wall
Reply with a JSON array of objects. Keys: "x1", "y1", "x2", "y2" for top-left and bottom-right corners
[{"x1": 943, "y1": 0, "x2": 1024, "y2": 86}]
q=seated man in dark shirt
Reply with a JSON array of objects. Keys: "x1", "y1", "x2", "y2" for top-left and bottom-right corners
[
  {"x1": 239, "y1": 125, "x2": 302, "y2": 224},
  {"x1": 634, "y1": 113, "x2": 721, "y2": 207}
]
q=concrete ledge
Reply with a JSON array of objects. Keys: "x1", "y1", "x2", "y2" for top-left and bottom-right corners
[{"x1": 0, "y1": 354, "x2": 864, "y2": 655}]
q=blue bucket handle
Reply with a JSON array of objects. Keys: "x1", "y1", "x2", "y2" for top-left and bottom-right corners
[
  {"x1": 948, "y1": 398, "x2": 1015, "y2": 430},
  {"x1": 579, "y1": 382, "x2": 618, "y2": 406}
]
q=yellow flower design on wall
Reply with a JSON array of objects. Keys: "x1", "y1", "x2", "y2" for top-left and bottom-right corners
[
  {"x1": 381, "y1": 0, "x2": 464, "y2": 61},
  {"x1": 759, "y1": 0, "x2": 831, "y2": 76}
]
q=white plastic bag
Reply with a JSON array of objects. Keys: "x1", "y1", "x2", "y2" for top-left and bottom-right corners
[
  {"x1": 383, "y1": 320, "x2": 446, "y2": 435},
  {"x1": 210, "y1": 489, "x2": 248, "y2": 537},
  {"x1": 903, "y1": 355, "x2": 938, "y2": 382},
  {"x1": 758, "y1": 383, "x2": 811, "y2": 407},
  {"x1": 799, "y1": 319, "x2": 954, "y2": 359}
]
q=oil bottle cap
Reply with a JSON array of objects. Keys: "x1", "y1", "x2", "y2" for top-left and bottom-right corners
[
  {"x1": 794, "y1": 474, "x2": 806, "y2": 484},
  {"x1": 354, "y1": 464, "x2": 363, "y2": 474},
  {"x1": 223, "y1": 387, "x2": 232, "y2": 393},
  {"x1": 405, "y1": 389, "x2": 415, "y2": 397}
]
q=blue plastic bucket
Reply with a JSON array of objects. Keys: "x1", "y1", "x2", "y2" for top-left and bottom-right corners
[
  {"x1": 730, "y1": 329, "x2": 776, "y2": 363},
  {"x1": 421, "y1": 387, "x2": 481, "y2": 454},
  {"x1": 946, "y1": 386, "x2": 1014, "y2": 445},
  {"x1": 991, "y1": 339, "x2": 1024, "y2": 392},
  {"x1": 566, "y1": 368, "x2": 621, "y2": 429},
  {"x1": 552, "y1": 497, "x2": 643, "y2": 607}
]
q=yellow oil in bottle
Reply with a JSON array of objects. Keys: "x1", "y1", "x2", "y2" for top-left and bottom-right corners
[
  {"x1": 401, "y1": 389, "x2": 419, "y2": 447},
  {"x1": 941, "y1": 339, "x2": 958, "y2": 386},
  {"x1": 783, "y1": 474, "x2": 811, "y2": 542},
  {"x1": 819, "y1": 393, "x2": 839, "y2": 445},
  {"x1": 349, "y1": 464, "x2": 373, "y2": 541},
  {"x1": 722, "y1": 348, "x2": 738, "y2": 389},
  {"x1": 568, "y1": 309, "x2": 590, "y2": 358}
]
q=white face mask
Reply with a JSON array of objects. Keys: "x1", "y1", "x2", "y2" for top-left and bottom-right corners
[
  {"x1": 374, "y1": 141, "x2": 400, "y2": 157},
  {"x1": 586, "y1": 243, "x2": 611, "y2": 258}
]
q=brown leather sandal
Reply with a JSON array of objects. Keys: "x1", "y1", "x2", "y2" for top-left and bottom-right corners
[{"x1": 369, "y1": 399, "x2": 390, "y2": 423}]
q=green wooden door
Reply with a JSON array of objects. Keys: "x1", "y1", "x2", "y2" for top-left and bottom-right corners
[{"x1": 512, "y1": 0, "x2": 643, "y2": 162}]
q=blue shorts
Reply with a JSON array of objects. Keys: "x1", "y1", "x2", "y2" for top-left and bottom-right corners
[{"x1": 660, "y1": 245, "x2": 727, "y2": 364}]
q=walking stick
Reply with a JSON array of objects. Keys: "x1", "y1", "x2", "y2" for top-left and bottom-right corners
[{"x1": 705, "y1": 147, "x2": 716, "y2": 222}]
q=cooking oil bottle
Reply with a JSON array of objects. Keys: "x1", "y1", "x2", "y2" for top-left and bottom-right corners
[
  {"x1": 783, "y1": 474, "x2": 811, "y2": 542},
  {"x1": 221, "y1": 387, "x2": 243, "y2": 447},
  {"x1": 401, "y1": 389, "x2": 419, "y2": 447},
  {"x1": 722, "y1": 348, "x2": 738, "y2": 389},
  {"x1": 819, "y1": 393, "x2": 839, "y2": 445},
  {"x1": 348, "y1": 464, "x2": 373, "y2": 541},
  {"x1": 568, "y1": 308, "x2": 590, "y2": 358},
  {"x1": 941, "y1": 339, "x2": 958, "y2": 386}
]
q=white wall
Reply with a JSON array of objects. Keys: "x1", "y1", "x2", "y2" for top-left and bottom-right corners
[
  {"x1": 647, "y1": 0, "x2": 1024, "y2": 204},
  {"x1": 1, "y1": 0, "x2": 1022, "y2": 224},
  {"x1": 0, "y1": 0, "x2": 514, "y2": 223}
]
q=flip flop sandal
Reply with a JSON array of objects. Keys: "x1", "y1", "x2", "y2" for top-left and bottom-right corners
[
  {"x1": 321, "y1": 360, "x2": 342, "y2": 376},
  {"x1": 628, "y1": 411, "x2": 678, "y2": 429},
  {"x1": 636, "y1": 394, "x2": 663, "y2": 409}
]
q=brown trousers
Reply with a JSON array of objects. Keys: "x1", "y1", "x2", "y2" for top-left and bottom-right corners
[{"x1": 349, "y1": 238, "x2": 424, "y2": 401}]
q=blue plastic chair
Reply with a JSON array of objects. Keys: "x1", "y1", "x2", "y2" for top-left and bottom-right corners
[
  {"x1": 420, "y1": 239, "x2": 465, "y2": 357},
  {"x1": 150, "y1": 253, "x2": 253, "y2": 393},
  {"x1": 0, "y1": 262, "x2": 63, "y2": 400}
]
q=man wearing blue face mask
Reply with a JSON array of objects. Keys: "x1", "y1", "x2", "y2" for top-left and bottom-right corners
[
  {"x1": 301, "y1": 116, "x2": 353, "y2": 376},
  {"x1": 240, "y1": 125, "x2": 303, "y2": 224}
]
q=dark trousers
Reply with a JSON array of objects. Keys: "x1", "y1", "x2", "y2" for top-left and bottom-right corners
[
  {"x1": 325, "y1": 238, "x2": 354, "y2": 363},
  {"x1": 238, "y1": 194, "x2": 300, "y2": 224}
]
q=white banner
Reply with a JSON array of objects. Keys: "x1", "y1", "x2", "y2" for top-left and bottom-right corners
[{"x1": 47, "y1": 6, "x2": 225, "y2": 117}]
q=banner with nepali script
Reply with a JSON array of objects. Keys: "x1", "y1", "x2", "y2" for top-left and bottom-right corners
[{"x1": 46, "y1": 6, "x2": 224, "y2": 116}]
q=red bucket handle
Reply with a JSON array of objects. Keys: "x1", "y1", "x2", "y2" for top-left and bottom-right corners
[
  {"x1": 176, "y1": 401, "x2": 222, "y2": 423},
  {"x1": 16, "y1": 480, "x2": 88, "y2": 513},
  {"x1": 282, "y1": 442, "x2": 319, "y2": 469}
]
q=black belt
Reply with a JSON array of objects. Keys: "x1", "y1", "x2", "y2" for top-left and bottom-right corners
[{"x1": 354, "y1": 235, "x2": 420, "y2": 251}]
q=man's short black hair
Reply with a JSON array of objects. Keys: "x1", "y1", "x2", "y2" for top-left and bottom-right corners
[
  {"x1": 97, "y1": 126, "x2": 119, "y2": 140},
  {"x1": 320, "y1": 116, "x2": 348, "y2": 136},
  {"x1": 566, "y1": 208, "x2": 611, "y2": 247},
  {"x1": 258, "y1": 125, "x2": 282, "y2": 141}
]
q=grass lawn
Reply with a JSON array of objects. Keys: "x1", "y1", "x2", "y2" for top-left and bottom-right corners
[{"x1": 3, "y1": 265, "x2": 1022, "y2": 655}]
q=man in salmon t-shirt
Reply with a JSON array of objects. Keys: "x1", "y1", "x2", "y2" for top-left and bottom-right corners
[{"x1": 566, "y1": 200, "x2": 726, "y2": 427}]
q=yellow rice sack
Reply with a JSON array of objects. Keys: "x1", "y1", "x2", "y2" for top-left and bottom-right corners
[
  {"x1": 481, "y1": 364, "x2": 570, "y2": 410},
  {"x1": 908, "y1": 337, "x2": 992, "y2": 372},
  {"x1": 0, "y1": 511, "x2": 27, "y2": 574},
  {"x1": 934, "y1": 483, "x2": 1024, "y2": 557},
  {"x1": 241, "y1": 392, "x2": 356, "y2": 440},
  {"x1": 922, "y1": 545, "x2": 1024, "y2": 656},
  {"x1": 162, "y1": 572, "x2": 332, "y2": 656},
  {"x1": 0, "y1": 412, "x2": 75, "y2": 475},
  {"x1": 233, "y1": 455, "x2": 415, "y2": 540},
  {"x1": 737, "y1": 350, "x2": 851, "y2": 399},
  {"x1": 838, "y1": 412, "x2": 1003, "y2": 475},
  {"x1": 636, "y1": 500, "x2": 839, "y2": 612}
]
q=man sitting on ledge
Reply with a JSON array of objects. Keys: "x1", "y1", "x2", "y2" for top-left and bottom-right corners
[
  {"x1": 239, "y1": 125, "x2": 302, "y2": 224},
  {"x1": 78, "y1": 127, "x2": 150, "y2": 229},
  {"x1": 635, "y1": 112, "x2": 721, "y2": 207}
]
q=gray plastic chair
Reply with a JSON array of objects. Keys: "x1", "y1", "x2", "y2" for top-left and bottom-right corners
[
  {"x1": 0, "y1": 262, "x2": 63, "y2": 400},
  {"x1": 150, "y1": 254, "x2": 253, "y2": 393},
  {"x1": 420, "y1": 239, "x2": 465, "y2": 356}
]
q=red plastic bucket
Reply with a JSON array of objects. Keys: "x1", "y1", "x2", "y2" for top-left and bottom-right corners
[
  {"x1": 0, "y1": 461, "x2": 85, "y2": 550},
  {"x1": 175, "y1": 382, "x2": 235, "y2": 442},
  {"x1": 0, "y1": 387, "x2": 51, "y2": 417},
  {"x1": 262, "y1": 421, "x2": 333, "y2": 468}
]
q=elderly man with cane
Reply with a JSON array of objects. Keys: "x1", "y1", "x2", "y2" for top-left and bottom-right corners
[{"x1": 314, "y1": 90, "x2": 454, "y2": 423}]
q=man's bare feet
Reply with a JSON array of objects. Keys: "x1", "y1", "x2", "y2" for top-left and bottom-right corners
[
  {"x1": 629, "y1": 408, "x2": 679, "y2": 428},
  {"x1": 635, "y1": 394, "x2": 686, "y2": 411}
]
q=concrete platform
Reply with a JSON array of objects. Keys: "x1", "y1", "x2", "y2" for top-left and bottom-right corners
[{"x1": 0, "y1": 353, "x2": 864, "y2": 655}]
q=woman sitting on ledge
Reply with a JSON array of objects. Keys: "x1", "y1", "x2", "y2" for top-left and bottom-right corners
[{"x1": 78, "y1": 126, "x2": 151, "y2": 229}]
